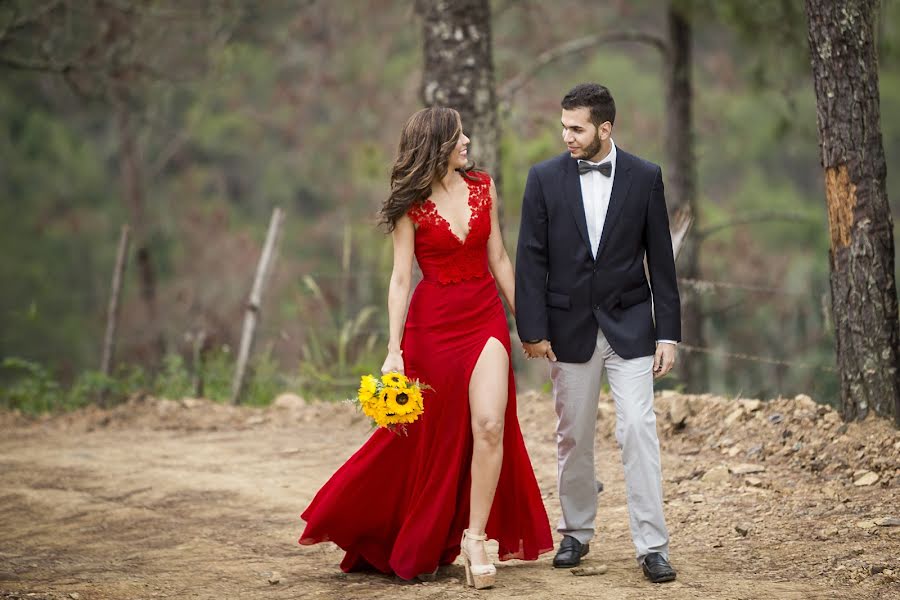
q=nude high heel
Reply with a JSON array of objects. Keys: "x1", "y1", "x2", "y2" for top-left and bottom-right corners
[{"x1": 460, "y1": 529, "x2": 497, "y2": 589}]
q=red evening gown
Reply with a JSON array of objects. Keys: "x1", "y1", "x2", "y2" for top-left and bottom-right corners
[{"x1": 298, "y1": 171, "x2": 553, "y2": 580}]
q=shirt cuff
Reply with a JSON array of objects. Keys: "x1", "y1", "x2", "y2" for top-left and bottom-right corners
[{"x1": 657, "y1": 340, "x2": 678, "y2": 345}]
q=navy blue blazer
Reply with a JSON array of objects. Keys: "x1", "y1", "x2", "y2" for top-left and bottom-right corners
[{"x1": 515, "y1": 149, "x2": 681, "y2": 362}]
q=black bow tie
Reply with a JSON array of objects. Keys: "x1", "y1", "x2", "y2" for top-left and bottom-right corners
[{"x1": 577, "y1": 160, "x2": 612, "y2": 177}]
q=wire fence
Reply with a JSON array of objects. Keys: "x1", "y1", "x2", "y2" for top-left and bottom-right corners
[
  {"x1": 5, "y1": 255, "x2": 838, "y2": 400},
  {"x1": 267, "y1": 272, "x2": 837, "y2": 375},
  {"x1": 677, "y1": 344, "x2": 836, "y2": 372}
]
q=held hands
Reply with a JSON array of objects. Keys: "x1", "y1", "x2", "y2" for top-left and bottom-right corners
[
  {"x1": 522, "y1": 340, "x2": 557, "y2": 362},
  {"x1": 653, "y1": 342, "x2": 676, "y2": 379},
  {"x1": 381, "y1": 349, "x2": 405, "y2": 375}
]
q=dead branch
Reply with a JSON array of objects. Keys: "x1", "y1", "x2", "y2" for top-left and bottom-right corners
[
  {"x1": 698, "y1": 211, "x2": 817, "y2": 240},
  {"x1": 499, "y1": 31, "x2": 668, "y2": 104}
]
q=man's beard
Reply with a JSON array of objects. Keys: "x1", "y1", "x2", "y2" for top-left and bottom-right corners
[{"x1": 579, "y1": 132, "x2": 603, "y2": 160}]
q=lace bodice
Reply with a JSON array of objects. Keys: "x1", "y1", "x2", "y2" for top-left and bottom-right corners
[{"x1": 407, "y1": 171, "x2": 493, "y2": 285}]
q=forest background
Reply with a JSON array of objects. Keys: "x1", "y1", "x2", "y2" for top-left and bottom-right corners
[{"x1": 2, "y1": 0, "x2": 899, "y2": 410}]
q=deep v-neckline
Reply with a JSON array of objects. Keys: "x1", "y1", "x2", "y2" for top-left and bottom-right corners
[{"x1": 427, "y1": 179, "x2": 474, "y2": 245}]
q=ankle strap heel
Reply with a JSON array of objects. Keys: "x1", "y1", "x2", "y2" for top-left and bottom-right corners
[{"x1": 460, "y1": 529, "x2": 496, "y2": 589}]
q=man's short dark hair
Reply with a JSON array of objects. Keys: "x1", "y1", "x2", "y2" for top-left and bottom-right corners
[{"x1": 561, "y1": 83, "x2": 616, "y2": 127}]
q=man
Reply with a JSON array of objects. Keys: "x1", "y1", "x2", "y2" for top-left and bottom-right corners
[{"x1": 515, "y1": 83, "x2": 680, "y2": 584}]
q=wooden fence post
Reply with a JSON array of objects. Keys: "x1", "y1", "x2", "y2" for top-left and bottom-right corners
[
  {"x1": 231, "y1": 207, "x2": 285, "y2": 405},
  {"x1": 191, "y1": 329, "x2": 207, "y2": 398},
  {"x1": 101, "y1": 224, "x2": 130, "y2": 378}
]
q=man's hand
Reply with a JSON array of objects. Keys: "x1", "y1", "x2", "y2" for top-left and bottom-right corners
[
  {"x1": 653, "y1": 342, "x2": 676, "y2": 379},
  {"x1": 522, "y1": 340, "x2": 557, "y2": 362}
]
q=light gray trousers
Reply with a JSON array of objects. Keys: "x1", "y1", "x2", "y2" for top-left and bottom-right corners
[{"x1": 550, "y1": 331, "x2": 669, "y2": 562}]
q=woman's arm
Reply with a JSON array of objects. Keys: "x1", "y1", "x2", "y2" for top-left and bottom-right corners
[
  {"x1": 381, "y1": 213, "x2": 415, "y2": 374},
  {"x1": 486, "y1": 179, "x2": 516, "y2": 316}
]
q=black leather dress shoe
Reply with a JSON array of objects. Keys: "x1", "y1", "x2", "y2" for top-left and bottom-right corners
[
  {"x1": 552, "y1": 535, "x2": 590, "y2": 568},
  {"x1": 642, "y1": 552, "x2": 676, "y2": 583}
]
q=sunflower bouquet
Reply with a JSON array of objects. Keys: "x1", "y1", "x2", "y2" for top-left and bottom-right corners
[{"x1": 355, "y1": 372, "x2": 428, "y2": 435}]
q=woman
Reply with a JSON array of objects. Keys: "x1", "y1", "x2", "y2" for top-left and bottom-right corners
[{"x1": 299, "y1": 107, "x2": 552, "y2": 588}]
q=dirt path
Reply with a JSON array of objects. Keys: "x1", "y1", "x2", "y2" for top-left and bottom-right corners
[{"x1": 1, "y1": 392, "x2": 898, "y2": 600}]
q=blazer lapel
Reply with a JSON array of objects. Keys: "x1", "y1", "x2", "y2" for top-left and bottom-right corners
[
  {"x1": 595, "y1": 151, "x2": 633, "y2": 260},
  {"x1": 562, "y1": 156, "x2": 592, "y2": 254}
]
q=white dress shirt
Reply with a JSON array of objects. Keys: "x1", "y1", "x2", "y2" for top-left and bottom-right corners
[
  {"x1": 577, "y1": 141, "x2": 616, "y2": 260},
  {"x1": 578, "y1": 140, "x2": 677, "y2": 347}
]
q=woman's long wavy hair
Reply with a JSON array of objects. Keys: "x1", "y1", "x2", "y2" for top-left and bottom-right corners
[{"x1": 379, "y1": 107, "x2": 478, "y2": 231}]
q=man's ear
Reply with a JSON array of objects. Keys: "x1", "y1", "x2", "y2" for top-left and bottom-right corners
[{"x1": 598, "y1": 121, "x2": 613, "y2": 140}]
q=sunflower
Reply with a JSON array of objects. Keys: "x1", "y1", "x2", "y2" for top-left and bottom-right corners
[
  {"x1": 372, "y1": 406, "x2": 391, "y2": 428},
  {"x1": 363, "y1": 395, "x2": 384, "y2": 420},
  {"x1": 405, "y1": 385, "x2": 424, "y2": 411},
  {"x1": 395, "y1": 409, "x2": 421, "y2": 425},
  {"x1": 381, "y1": 372, "x2": 409, "y2": 388},
  {"x1": 382, "y1": 386, "x2": 418, "y2": 417},
  {"x1": 358, "y1": 375, "x2": 378, "y2": 403},
  {"x1": 351, "y1": 372, "x2": 427, "y2": 433}
]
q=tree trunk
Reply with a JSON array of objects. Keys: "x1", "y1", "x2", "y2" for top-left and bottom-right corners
[
  {"x1": 805, "y1": 0, "x2": 900, "y2": 424},
  {"x1": 418, "y1": 0, "x2": 501, "y2": 197},
  {"x1": 115, "y1": 89, "x2": 165, "y2": 363},
  {"x1": 664, "y1": 2, "x2": 705, "y2": 392}
]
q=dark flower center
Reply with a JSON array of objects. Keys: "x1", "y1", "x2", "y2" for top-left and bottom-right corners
[{"x1": 396, "y1": 393, "x2": 409, "y2": 406}]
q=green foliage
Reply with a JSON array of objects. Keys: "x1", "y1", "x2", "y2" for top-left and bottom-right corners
[
  {"x1": 197, "y1": 346, "x2": 235, "y2": 402},
  {"x1": 66, "y1": 370, "x2": 116, "y2": 407},
  {"x1": 241, "y1": 347, "x2": 285, "y2": 406},
  {"x1": 153, "y1": 353, "x2": 195, "y2": 401},
  {"x1": 0, "y1": 358, "x2": 150, "y2": 412},
  {"x1": 0, "y1": 357, "x2": 62, "y2": 412},
  {"x1": 0, "y1": 75, "x2": 119, "y2": 372},
  {"x1": 152, "y1": 347, "x2": 286, "y2": 405},
  {"x1": 689, "y1": 0, "x2": 810, "y2": 87},
  {"x1": 67, "y1": 365, "x2": 150, "y2": 408},
  {"x1": 0, "y1": 348, "x2": 288, "y2": 414},
  {"x1": 296, "y1": 274, "x2": 383, "y2": 400}
]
